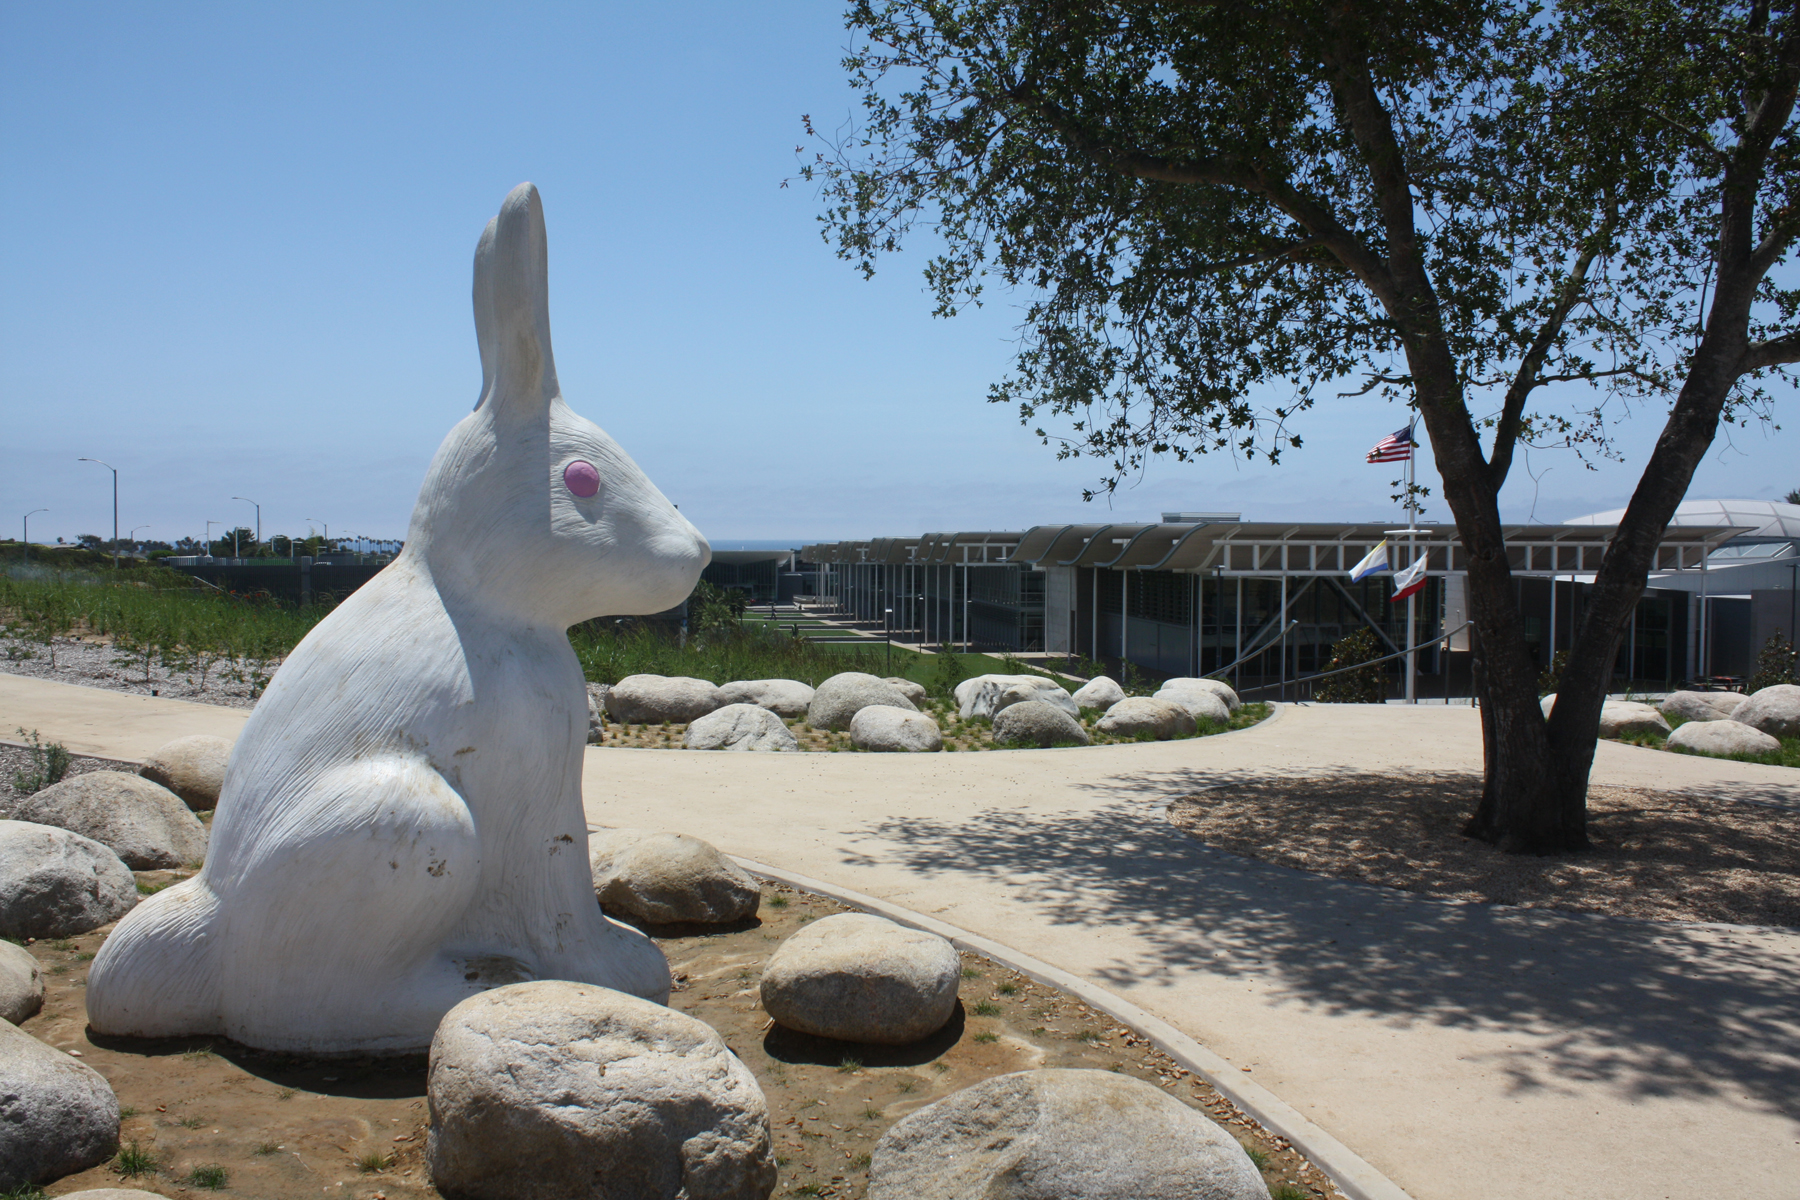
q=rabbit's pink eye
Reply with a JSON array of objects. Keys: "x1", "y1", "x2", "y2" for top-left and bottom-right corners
[{"x1": 563, "y1": 460, "x2": 600, "y2": 498}]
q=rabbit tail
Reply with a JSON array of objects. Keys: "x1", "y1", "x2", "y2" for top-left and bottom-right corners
[{"x1": 86, "y1": 876, "x2": 225, "y2": 1039}]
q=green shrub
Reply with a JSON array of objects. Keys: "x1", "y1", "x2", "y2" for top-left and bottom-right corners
[
  {"x1": 1314, "y1": 628, "x2": 1386, "y2": 703},
  {"x1": 10, "y1": 728, "x2": 70, "y2": 795},
  {"x1": 1748, "y1": 631, "x2": 1797, "y2": 693}
]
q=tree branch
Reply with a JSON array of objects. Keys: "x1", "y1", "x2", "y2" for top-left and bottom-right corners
[
  {"x1": 1132, "y1": 236, "x2": 1331, "y2": 278},
  {"x1": 1740, "y1": 327, "x2": 1800, "y2": 370}
]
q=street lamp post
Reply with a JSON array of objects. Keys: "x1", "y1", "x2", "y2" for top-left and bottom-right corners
[
  {"x1": 306, "y1": 519, "x2": 328, "y2": 557},
  {"x1": 77, "y1": 457, "x2": 118, "y2": 569},
  {"x1": 22, "y1": 509, "x2": 46, "y2": 562},
  {"x1": 885, "y1": 607, "x2": 894, "y2": 675},
  {"x1": 129, "y1": 525, "x2": 151, "y2": 557},
  {"x1": 232, "y1": 497, "x2": 261, "y2": 555},
  {"x1": 206, "y1": 520, "x2": 222, "y2": 559}
]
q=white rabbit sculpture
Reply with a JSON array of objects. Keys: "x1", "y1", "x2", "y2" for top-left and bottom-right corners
[{"x1": 85, "y1": 183, "x2": 710, "y2": 1054}]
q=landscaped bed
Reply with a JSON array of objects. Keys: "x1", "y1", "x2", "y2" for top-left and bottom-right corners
[
  {"x1": 597, "y1": 700, "x2": 1273, "y2": 752},
  {"x1": 1170, "y1": 772, "x2": 1800, "y2": 927},
  {"x1": 18, "y1": 882, "x2": 1339, "y2": 1200}
]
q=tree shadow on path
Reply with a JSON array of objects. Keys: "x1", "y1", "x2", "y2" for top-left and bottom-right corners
[{"x1": 853, "y1": 764, "x2": 1800, "y2": 1120}]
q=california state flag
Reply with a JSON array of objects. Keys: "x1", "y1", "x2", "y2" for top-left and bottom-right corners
[{"x1": 1392, "y1": 554, "x2": 1428, "y2": 601}]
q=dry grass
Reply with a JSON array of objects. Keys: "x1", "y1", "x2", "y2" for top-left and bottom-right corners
[{"x1": 1169, "y1": 772, "x2": 1800, "y2": 928}]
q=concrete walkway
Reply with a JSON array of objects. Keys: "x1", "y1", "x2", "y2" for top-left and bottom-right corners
[{"x1": 5, "y1": 673, "x2": 1797, "y2": 1199}]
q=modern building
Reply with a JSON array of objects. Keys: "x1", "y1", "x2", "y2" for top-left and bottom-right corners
[{"x1": 802, "y1": 504, "x2": 1796, "y2": 696}]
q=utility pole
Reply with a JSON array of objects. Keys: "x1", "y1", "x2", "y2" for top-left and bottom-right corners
[
  {"x1": 77, "y1": 457, "x2": 118, "y2": 569},
  {"x1": 307, "y1": 518, "x2": 328, "y2": 556}
]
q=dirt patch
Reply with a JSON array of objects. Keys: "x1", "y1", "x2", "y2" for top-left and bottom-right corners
[
  {"x1": 0, "y1": 746, "x2": 123, "y2": 814},
  {"x1": 1169, "y1": 771, "x2": 1800, "y2": 927},
  {"x1": 21, "y1": 883, "x2": 1339, "y2": 1200}
]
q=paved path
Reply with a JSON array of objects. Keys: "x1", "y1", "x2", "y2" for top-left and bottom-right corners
[{"x1": 5, "y1": 673, "x2": 1797, "y2": 1199}]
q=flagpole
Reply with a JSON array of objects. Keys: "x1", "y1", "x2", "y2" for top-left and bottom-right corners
[{"x1": 1405, "y1": 428, "x2": 1417, "y2": 703}]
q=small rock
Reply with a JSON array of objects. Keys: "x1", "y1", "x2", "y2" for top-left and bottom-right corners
[
  {"x1": 869, "y1": 1068, "x2": 1266, "y2": 1200},
  {"x1": 1540, "y1": 693, "x2": 1557, "y2": 719},
  {"x1": 590, "y1": 829, "x2": 760, "y2": 924},
  {"x1": 1158, "y1": 677, "x2": 1242, "y2": 712},
  {"x1": 0, "y1": 939, "x2": 44, "y2": 1024},
  {"x1": 586, "y1": 683, "x2": 611, "y2": 743},
  {"x1": 1094, "y1": 697, "x2": 1196, "y2": 740},
  {"x1": 428, "y1": 980, "x2": 776, "y2": 1200},
  {"x1": 717, "y1": 679, "x2": 815, "y2": 717},
  {"x1": 0, "y1": 821, "x2": 137, "y2": 940},
  {"x1": 849, "y1": 706, "x2": 943, "y2": 752},
  {"x1": 1154, "y1": 686, "x2": 1230, "y2": 725},
  {"x1": 0, "y1": 1018, "x2": 121, "y2": 1191},
  {"x1": 1598, "y1": 702, "x2": 1670, "y2": 738},
  {"x1": 137, "y1": 734, "x2": 232, "y2": 810},
  {"x1": 605, "y1": 674, "x2": 726, "y2": 724},
  {"x1": 14, "y1": 772, "x2": 207, "y2": 870},
  {"x1": 1657, "y1": 691, "x2": 1733, "y2": 723},
  {"x1": 808, "y1": 673, "x2": 919, "y2": 731},
  {"x1": 1732, "y1": 683, "x2": 1800, "y2": 739},
  {"x1": 994, "y1": 682, "x2": 1079, "y2": 719},
  {"x1": 685, "y1": 704, "x2": 799, "y2": 752},
  {"x1": 1666, "y1": 719, "x2": 1782, "y2": 758},
  {"x1": 883, "y1": 677, "x2": 930, "y2": 707},
  {"x1": 993, "y1": 701, "x2": 1092, "y2": 748},
  {"x1": 1069, "y1": 676, "x2": 1126, "y2": 710},
  {"x1": 760, "y1": 913, "x2": 960, "y2": 1044}
]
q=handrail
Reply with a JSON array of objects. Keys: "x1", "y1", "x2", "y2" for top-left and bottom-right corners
[{"x1": 1233, "y1": 621, "x2": 1473, "y2": 696}]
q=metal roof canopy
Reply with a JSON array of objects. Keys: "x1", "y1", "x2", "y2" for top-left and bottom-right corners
[
  {"x1": 1007, "y1": 521, "x2": 1753, "y2": 576},
  {"x1": 802, "y1": 532, "x2": 1025, "y2": 565}
]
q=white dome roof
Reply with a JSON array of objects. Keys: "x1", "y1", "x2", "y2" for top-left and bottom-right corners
[{"x1": 1566, "y1": 498, "x2": 1800, "y2": 541}]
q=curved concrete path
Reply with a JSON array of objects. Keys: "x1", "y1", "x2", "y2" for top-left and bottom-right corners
[{"x1": 4, "y1": 673, "x2": 1797, "y2": 1199}]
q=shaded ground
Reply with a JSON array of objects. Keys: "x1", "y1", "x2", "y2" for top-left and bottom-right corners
[
  {"x1": 1168, "y1": 771, "x2": 1800, "y2": 927},
  {"x1": 21, "y1": 883, "x2": 1336, "y2": 1200}
]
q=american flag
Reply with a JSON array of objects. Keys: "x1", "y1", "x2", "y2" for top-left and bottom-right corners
[{"x1": 1366, "y1": 424, "x2": 1416, "y2": 463}]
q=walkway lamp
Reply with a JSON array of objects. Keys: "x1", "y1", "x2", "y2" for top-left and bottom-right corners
[
  {"x1": 77, "y1": 457, "x2": 118, "y2": 569},
  {"x1": 233, "y1": 497, "x2": 261, "y2": 553},
  {"x1": 22, "y1": 508, "x2": 46, "y2": 562},
  {"x1": 129, "y1": 525, "x2": 151, "y2": 557}
]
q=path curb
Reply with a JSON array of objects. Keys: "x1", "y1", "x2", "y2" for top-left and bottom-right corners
[{"x1": 733, "y1": 855, "x2": 1416, "y2": 1200}]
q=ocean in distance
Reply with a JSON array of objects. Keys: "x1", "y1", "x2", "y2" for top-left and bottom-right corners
[{"x1": 708, "y1": 539, "x2": 816, "y2": 551}]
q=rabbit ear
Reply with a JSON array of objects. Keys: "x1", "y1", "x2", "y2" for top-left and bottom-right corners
[{"x1": 471, "y1": 182, "x2": 558, "y2": 416}]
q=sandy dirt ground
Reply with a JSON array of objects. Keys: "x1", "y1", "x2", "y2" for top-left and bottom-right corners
[
  {"x1": 1170, "y1": 770, "x2": 1800, "y2": 927},
  {"x1": 21, "y1": 881, "x2": 1337, "y2": 1200}
]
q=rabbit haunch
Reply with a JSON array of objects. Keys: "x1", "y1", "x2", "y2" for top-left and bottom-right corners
[{"x1": 84, "y1": 183, "x2": 710, "y2": 1054}]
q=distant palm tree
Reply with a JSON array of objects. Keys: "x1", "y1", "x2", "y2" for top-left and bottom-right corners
[{"x1": 1788, "y1": 488, "x2": 1800, "y2": 505}]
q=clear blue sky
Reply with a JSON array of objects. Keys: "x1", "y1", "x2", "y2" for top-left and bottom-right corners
[{"x1": 3, "y1": 2, "x2": 1793, "y2": 550}]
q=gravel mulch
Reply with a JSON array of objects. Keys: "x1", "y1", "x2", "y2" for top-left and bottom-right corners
[
  {"x1": 0, "y1": 745, "x2": 125, "y2": 816},
  {"x1": 0, "y1": 631, "x2": 274, "y2": 710},
  {"x1": 1170, "y1": 771, "x2": 1800, "y2": 928}
]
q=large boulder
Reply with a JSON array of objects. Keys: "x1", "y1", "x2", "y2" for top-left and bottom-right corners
[
  {"x1": 808, "y1": 672, "x2": 918, "y2": 730},
  {"x1": 869, "y1": 1068, "x2": 1265, "y2": 1200},
  {"x1": 1658, "y1": 690, "x2": 1735, "y2": 723},
  {"x1": 1159, "y1": 677, "x2": 1242, "y2": 713},
  {"x1": 995, "y1": 682, "x2": 1079, "y2": 719},
  {"x1": 586, "y1": 683, "x2": 611, "y2": 743},
  {"x1": 849, "y1": 706, "x2": 943, "y2": 753},
  {"x1": 1070, "y1": 676, "x2": 1126, "y2": 710},
  {"x1": 717, "y1": 678, "x2": 815, "y2": 717},
  {"x1": 136, "y1": 733, "x2": 232, "y2": 810},
  {"x1": 605, "y1": 674, "x2": 726, "y2": 724},
  {"x1": 14, "y1": 772, "x2": 208, "y2": 870},
  {"x1": 955, "y1": 675, "x2": 1062, "y2": 720},
  {"x1": 590, "y1": 829, "x2": 760, "y2": 925},
  {"x1": 427, "y1": 980, "x2": 776, "y2": 1200},
  {"x1": 760, "y1": 913, "x2": 960, "y2": 1045},
  {"x1": 1666, "y1": 719, "x2": 1782, "y2": 758},
  {"x1": 0, "y1": 821, "x2": 137, "y2": 940},
  {"x1": 1733, "y1": 684, "x2": 1800, "y2": 739},
  {"x1": 1094, "y1": 697, "x2": 1196, "y2": 740},
  {"x1": 685, "y1": 704, "x2": 798, "y2": 753},
  {"x1": 1154, "y1": 686, "x2": 1231, "y2": 725},
  {"x1": 1598, "y1": 701, "x2": 1671, "y2": 739},
  {"x1": 0, "y1": 1018, "x2": 121, "y2": 1191},
  {"x1": 0, "y1": 939, "x2": 44, "y2": 1024},
  {"x1": 883, "y1": 677, "x2": 931, "y2": 708},
  {"x1": 993, "y1": 701, "x2": 1092, "y2": 748}
]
